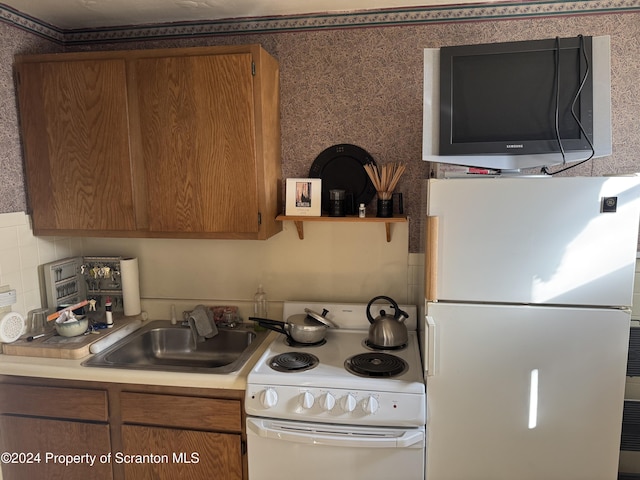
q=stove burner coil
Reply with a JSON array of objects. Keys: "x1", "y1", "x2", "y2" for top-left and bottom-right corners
[
  {"x1": 269, "y1": 352, "x2": 319, "y2": 373},
  {"x1": 344, "y1": 353, "x2": 408, "y2": 378}
]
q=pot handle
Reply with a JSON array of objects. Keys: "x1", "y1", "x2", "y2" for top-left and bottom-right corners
[{"x1": 248, "y1": 317, "x2": 287, "y2": 335}]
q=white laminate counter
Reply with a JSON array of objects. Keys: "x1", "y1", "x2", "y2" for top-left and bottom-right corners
[{"x1": 0, "y1": 330, "x2": 276, "y2": 390}]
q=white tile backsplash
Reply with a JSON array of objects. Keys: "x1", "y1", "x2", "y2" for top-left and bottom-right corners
[{"x1": 0, "y1": 212, "x2": 81, "y2": 317}]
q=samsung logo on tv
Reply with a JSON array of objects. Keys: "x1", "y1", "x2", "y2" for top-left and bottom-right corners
[{"x1": 506, "y1": 144, "x2": 524, "y2": 149}]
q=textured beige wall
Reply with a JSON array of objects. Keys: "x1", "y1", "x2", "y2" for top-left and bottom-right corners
[{"x1": 0, "y1": 22, "x2": 60, "y2": 214}]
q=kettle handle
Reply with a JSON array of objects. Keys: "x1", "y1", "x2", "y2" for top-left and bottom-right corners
[{"x1": 366, "y1": 296, "x2": 403, "y2": 323}]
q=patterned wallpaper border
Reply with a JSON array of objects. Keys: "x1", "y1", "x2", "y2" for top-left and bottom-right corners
[
  {"x1": 0, "y1": 3, "x2": 63, "y2": 43},
  {"x1": 1, "y1": 0, "x2": 640, "y2": 45}
]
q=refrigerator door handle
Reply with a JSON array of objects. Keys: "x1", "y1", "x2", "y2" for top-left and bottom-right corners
[
  {"x1": 425, "y1": 215, "x2": 439, "y2": 301},
  {"x1": 425, "y1": 315, "x2": 437, "y2": 376}
]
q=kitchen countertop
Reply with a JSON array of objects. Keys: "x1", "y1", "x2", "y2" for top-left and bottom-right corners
[{"x1": 0, "y1": 322, "x2": 276, "y2": 390}]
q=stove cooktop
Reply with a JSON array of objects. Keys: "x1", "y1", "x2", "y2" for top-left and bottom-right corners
[
  {"x1": 245, "y1": 301, "x2": 425, "y2": 427},
  {"x1": 248, "y1": 328, "x2": 425, "y2": 394}
]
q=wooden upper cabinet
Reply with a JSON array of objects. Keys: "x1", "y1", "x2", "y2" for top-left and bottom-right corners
[
  {"x1": 16, "y1": 59, "x2": 137, "y2": 232},
  {"x1": 134, "y1": 53, "x2": 258, "y2": 234},
  {"x1": 15, "y1": 45, "x2": 282, "y2": 239}
]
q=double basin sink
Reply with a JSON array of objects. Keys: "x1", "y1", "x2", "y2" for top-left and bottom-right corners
[{"x1": 83, "y1": 320, "x2": 269, "y2": 374}]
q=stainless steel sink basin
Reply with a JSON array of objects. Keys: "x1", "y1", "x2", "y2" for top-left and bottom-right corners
[{"x1": 83, "y1": 320, "x2": 269, "y2": 373}]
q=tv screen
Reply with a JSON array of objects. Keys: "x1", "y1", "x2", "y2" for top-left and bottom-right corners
[
  {"x1": 422, "y1": 35, "x2": 611, "y2": 172},
  {"x1": 441, "y1": 36, "x2": 592, "y2": 156}
]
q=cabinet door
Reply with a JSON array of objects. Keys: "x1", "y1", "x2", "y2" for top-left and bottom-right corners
[
  {"x1": 134, "y1": 53, "x2": 259, "y2": 234},
  {"x1": 0, "y1": 415, "x2": 113, "y2": 479},
  {"x1": 16, "y1": 59, "x2": 137, "y2": 233},
  {"x1": 121, "y1": 424, "x2": 242, "y2": 480}
]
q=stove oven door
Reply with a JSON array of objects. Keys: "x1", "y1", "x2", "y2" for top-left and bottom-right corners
[{"x1": 246, "y1": 418, "x2": 425, "y2": 480}]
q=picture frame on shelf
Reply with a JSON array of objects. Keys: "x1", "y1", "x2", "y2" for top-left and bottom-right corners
[{"x1": 285, "y1": 178, "x2": 322, "y2": 216}]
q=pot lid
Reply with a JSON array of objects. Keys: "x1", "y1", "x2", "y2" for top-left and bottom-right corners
[
  {"x1": 286, "y1": 313, "x2": 327, "y2": 328},
  {"x1": 304, "y1": 308, "x2": 339, "y2": 328}
]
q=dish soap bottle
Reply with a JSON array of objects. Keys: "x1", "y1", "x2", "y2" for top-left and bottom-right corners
[{"x1": 253, "y1": 285, "x2": 268, "y2": 331}]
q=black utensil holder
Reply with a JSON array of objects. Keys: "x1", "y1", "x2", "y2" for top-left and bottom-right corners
[{"x1": 376, "y1": 198, "x2": 393, "y2": 218}]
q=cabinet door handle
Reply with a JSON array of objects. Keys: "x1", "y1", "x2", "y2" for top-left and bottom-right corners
[
  {"x1": 425, "y1": 315, "x2": 437, "y2": 377},
  {"x1": 425, "y1": 216, "x2": 438, "y2": 301}
]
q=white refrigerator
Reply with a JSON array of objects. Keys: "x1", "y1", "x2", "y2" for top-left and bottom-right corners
[{"x1": 422, "y1": 175, "x2": 640, "y2": 480}]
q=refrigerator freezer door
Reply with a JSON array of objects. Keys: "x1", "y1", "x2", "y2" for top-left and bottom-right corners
[
  {"x1": 427, "y1": 176, "x2": 640, "y2": 307},
  {"x1": 424, "y1": 302, "x2": 629, "y2": 480}
]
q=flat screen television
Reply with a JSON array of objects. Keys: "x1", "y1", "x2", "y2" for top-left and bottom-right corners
[{"x1": 422, "y1": 36, "x2": 612, "y2": 172}]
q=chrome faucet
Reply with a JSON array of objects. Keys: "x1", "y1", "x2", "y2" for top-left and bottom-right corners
[
  {"x1": 186, "y1": 317, "x2": 204, "y2": 346},
  {"x1": 180, "y1": 316, "x2": 203, "y2": 346}
]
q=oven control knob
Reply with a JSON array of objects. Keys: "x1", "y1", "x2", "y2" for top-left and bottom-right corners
[
  {"x1": 340, "y1": 394, "x2": 357, "y2": 413},
  {"x1": 260, "y1": 388, "x2": 278, "y2": 408},
  {"x1": 300, "y1": 391, "x2": 315, "y2": 409},
  {"x1": 362, "y1": 395, "x2": 379, "y2": 414},
  {"x1": 321, "y1": 393, "x2": 336, "y2": 411}
]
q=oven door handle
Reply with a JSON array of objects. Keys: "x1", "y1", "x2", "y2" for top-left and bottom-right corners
[{"x1": 247, "y1": 418, "x2": 424, "y2": 449}]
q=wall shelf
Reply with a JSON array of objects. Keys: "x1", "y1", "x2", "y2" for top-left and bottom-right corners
[{"x1": 276, "y1": 214, "x2": 407, "y2": 242}]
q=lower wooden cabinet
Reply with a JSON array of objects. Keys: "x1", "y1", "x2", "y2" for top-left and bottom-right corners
[
  {"x1": 0, "y1": 377, "x2": 246, "y2": 480},
  {"x1": 0, "y1": 416, "x2": 113, "y2": 480},
  {"x1": 0, "y1": 383, "x2": 112, "y2": 479},
  {"x1": 121, "y1": 425, "x2": 242, "y2": 480},
  {"x1": 119, "y1": 391, "x2": 243, "y2": 480}
]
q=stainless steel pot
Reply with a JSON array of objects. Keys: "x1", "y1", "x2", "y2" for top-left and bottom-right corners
[
  {"x1": 366, "y1": 296, "x2": 409, "y2": 348},
  {"x1": 250, "y1": 308, "x2": 337, "y2": 344}
]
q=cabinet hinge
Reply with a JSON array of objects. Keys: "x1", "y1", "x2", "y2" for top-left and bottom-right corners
[
  {"x1": 258, "y1": 212, "x2": 262, "y2": 225},
  {"x1": 251, "y1": 61, "x2": 256, "y2": 76},
  {"x1": 241, "y1": 439, "x2": 247, "y2": 455}
]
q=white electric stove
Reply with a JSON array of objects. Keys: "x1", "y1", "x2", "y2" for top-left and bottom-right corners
[{"x1": 245, "y1": 301, "x2": 426, "y2": 480}]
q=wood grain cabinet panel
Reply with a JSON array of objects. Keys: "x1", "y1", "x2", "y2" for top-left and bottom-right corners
[
  {"x1": 119, "y1": 392, "x2": 244, "y2": 479},
  {"x1": 121, "y1": 425, "x2": 242, "y2": 480},
  {"x1": 0, "y1": 416, "x2": 113, "y2": 480},
  {"x1": 0, "y1": 384, "x2": 108, "y2": 421},
  {"x1": 14, "y1": 45, "x2": 282, "y2": 240},
  {"x1": 120, "y1": 392, "x2": 241, "y2": 432},
  {"x1": 135, "y1": 53, "x2": 258, "y2": 234},
  {"x1": 15, "y1": 59, "x2": 137, "y2": 233}
]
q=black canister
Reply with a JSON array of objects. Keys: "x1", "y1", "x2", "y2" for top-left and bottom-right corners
[
  {"x1": 329, "y1": 189, "x2": 346, "y2": 217},
  {"x1": 376, "y1": 198, "x2": 393, "y2": 218}
]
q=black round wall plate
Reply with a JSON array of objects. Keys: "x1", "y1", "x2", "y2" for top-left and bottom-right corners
[{"x1": 309, "y1": 144, "x2": 377, "y2": 215}]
